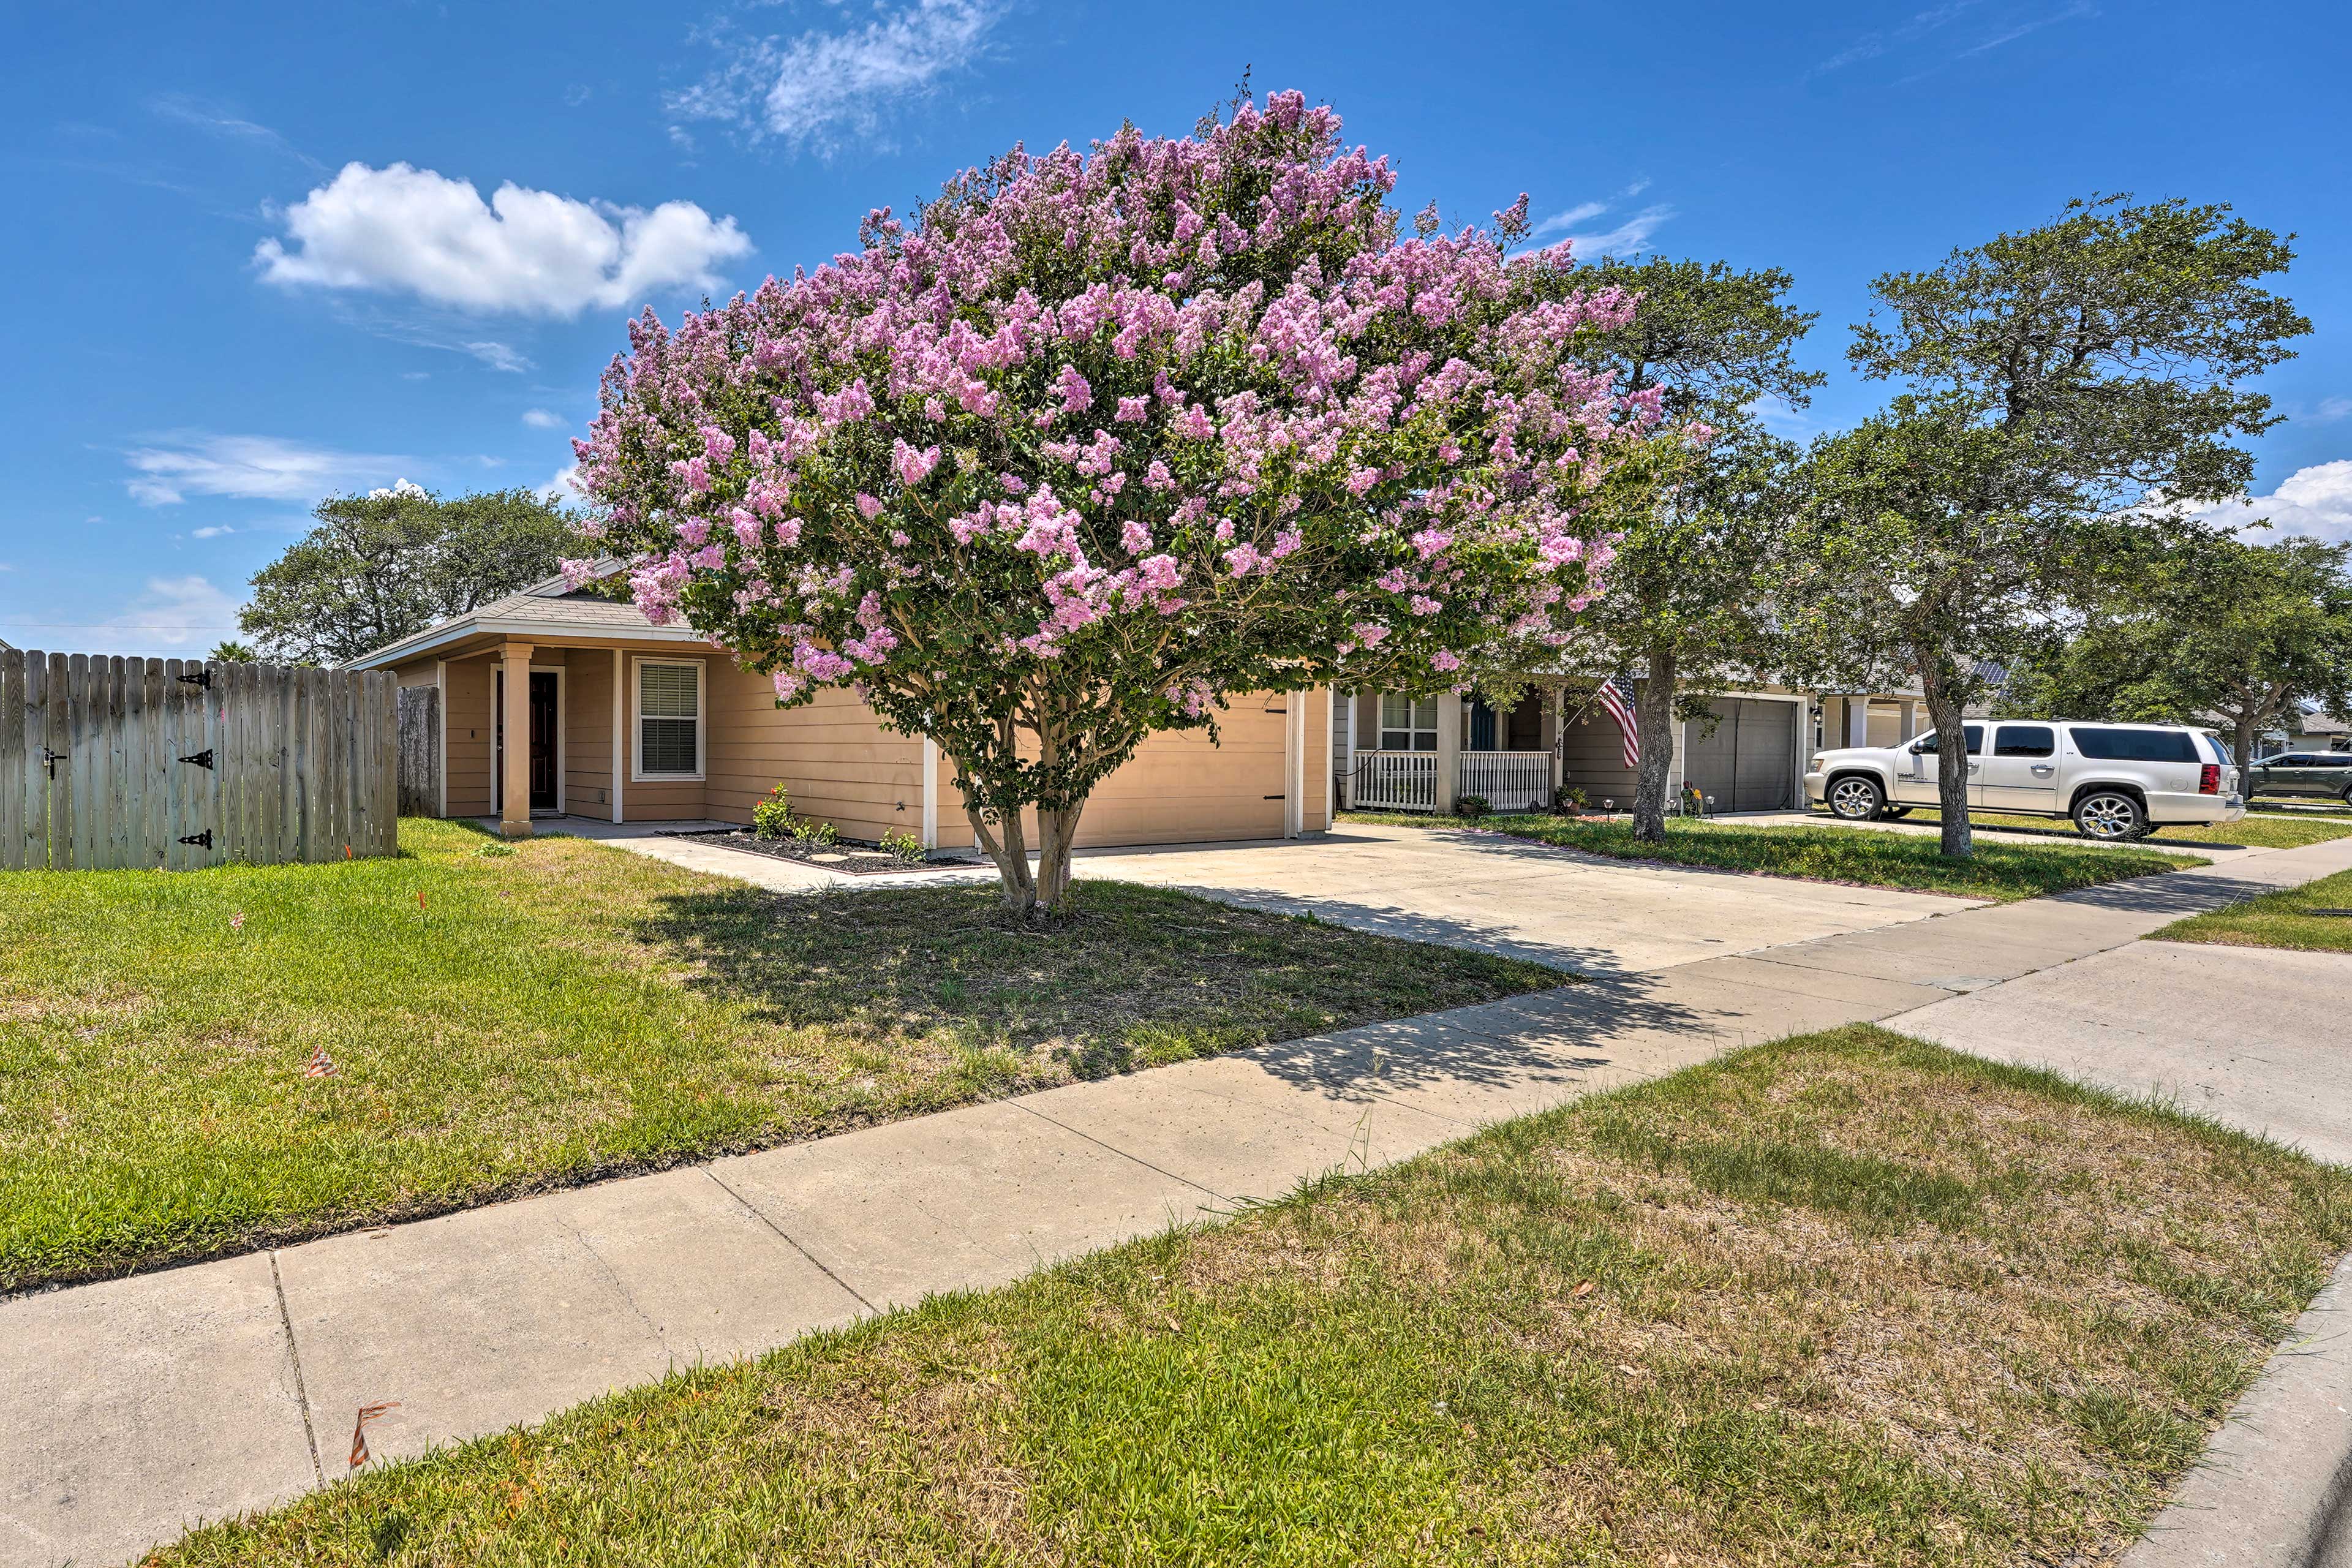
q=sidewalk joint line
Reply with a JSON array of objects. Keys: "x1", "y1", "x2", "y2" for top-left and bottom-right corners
[
  {"x1": 701, "y1": 1166, "x2": 880, "y2": 1316},
  {"x1": 1006, "y1": 1098, "x2": 1234, "y2": 1202},
  {"x1": 269, "y1": 1251, "x2": 325, "y2": 1488}
]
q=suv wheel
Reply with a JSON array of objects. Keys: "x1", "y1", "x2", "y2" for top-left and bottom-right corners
[
  {"x1": 2073, "y1": 790, "x2": 2146, "y2": 841},
  {"x1": 1827, "y1": 775, "x2": 1885, "y2": 821}
]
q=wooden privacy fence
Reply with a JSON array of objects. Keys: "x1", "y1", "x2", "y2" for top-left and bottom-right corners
[
  {"x1": 396, "y1": 685, "x2": 442, "y2": 817},
  {"x1": 0, "y1": 650, "x2": 397, "y2": 871}
]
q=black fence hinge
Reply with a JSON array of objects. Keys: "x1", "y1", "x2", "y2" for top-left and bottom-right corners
[
  {"x1": 178, "y1": 669, "x2": 212, "y2": 690},
  {"x1": 178, "y1": 748, "x2": 216, "y2": 771},
  {"x1": 178, "y1": 829, "x2": 213, "y2": 850}
]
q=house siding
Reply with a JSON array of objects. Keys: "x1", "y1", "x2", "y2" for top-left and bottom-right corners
[{"x1": 390, "y1": 639, "x2": 1328, "y2": 848}]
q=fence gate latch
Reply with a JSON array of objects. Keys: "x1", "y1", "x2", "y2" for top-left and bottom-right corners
[
  {"x1": 178, "y1": 748, "x2": 215, "y2": 771},
  {"x1": 178, "y1": 829, "x2": 213, "y2": 850},
  {"x1": 40, "y1": 747, "x2": 64, "y2": 778},
  {"x1": 178, "y1": 669, "x2": 212, "y2": 690}
]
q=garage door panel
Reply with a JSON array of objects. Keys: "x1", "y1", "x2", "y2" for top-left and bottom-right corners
[{"x1": 1684, "y1": 698, "x2": 1797, "y2": 813}]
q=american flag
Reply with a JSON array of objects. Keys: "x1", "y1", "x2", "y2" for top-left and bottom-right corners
[
  {"x1": 1596, "y1": 677, "x2": 1640, "y2": 770},
  {"x1": 303, "y1": 1046, "x2": 337, "y2": 1079}
]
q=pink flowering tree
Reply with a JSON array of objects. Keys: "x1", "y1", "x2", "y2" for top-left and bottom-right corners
[{"x1": 576, "y1": 91, "x2": 1662, "y2": 920}]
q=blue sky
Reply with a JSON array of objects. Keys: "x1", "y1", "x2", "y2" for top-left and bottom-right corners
[{"x1": 4, "y1": 0, "x2": 2347, "y2": 655}]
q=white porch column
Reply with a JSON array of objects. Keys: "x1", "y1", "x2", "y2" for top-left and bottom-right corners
[
  {"x1": 1434, "y1": 695, "x2": 1463, "y2": 814},
  {"x1": 1898, "y1": 699, "x2": 1918, "y2": 743},
  {"x1": 1845, "y1": 696, "x2": 1869, "y2": 748},
  {"x1": 1342, "y1": 688, "x2": 1358, "y2": 810},
  {"x1": 497, "y1": 641, "x2": 535, "y2": 838}
]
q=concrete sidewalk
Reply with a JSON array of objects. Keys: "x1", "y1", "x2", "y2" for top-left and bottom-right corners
[{"x1": 7, "y1": 837, "x2": 2352, "y2": 1566}]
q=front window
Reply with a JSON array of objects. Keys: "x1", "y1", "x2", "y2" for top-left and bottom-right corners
[
  {"x1": 1379, "y1": 694, "x2": 1438, "y2": 752},
  {"x1": 1913, "y1": 725, "x2": 1983, "y2": 756},
  {"x1": 635, "y1": 659, "x2": 704, "y2": 780}
]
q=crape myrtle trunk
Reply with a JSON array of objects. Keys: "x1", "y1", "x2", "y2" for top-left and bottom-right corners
[{"x1": 1631, "y1": 644, "x2": 1678, "y2": 842}]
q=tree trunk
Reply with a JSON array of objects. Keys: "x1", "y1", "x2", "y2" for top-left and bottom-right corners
[
  {"x1": 2232, "y1": 711, "x2": 2259, "y2": 806},
  {"x1": 1918, "y1": 662, "x2": 1973, "y2": 859},
  {"x1": 1631, "y1": 645, "x2": 1678, "y2": 842},
  {"x1": 965, "y1": 799, "x2": 1039, "y2": 921},
  {"x1": 1034, "y1": 799, "x2": 1087, "y2": 914}
]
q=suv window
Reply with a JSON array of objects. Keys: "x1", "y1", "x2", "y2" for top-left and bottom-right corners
[
  {"x1": 2316, "y1": 755, "x2": 2352, "y2": 768},
  {"x1": 1913, "y1": 725, "x2": 1983, "y2": 756},
  {"x1": 1994, "y1": 725, "x2": 2054, "y2": 757},
  {"x1": 2070, "y1": 726, "x2": 2198, "y2": 763},
  {"x1": 2201, "y1": 734, "x2": 2232, "y2": 764}
]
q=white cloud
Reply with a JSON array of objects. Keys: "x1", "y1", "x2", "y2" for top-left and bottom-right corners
[
  {"x1": 255, "y1": 162, "x2": 752, "y2": 317},
  {"x1": 125, "y1": 434, "x2": 399, "y2": 506},
  {"x1": 671, "y1": 0, "x2": 1004, "y2": 154},
  {"x1": 2312, "y1": 396, "x2": 2352, "y2": 423},
  {"x1": 369, "y1": 478, "x2": 428, "y2": 500},
  {"x1": 2181, "y1": 461, "x2": 2352, "y2": 546},
  {"x1": 92, "y1": 576, "x2": 244, "y2": 654},
  {"x1": 1532, "y1": 180, "x2": 1673, "y2": 259},
  {"x1": 149, "y1": 93, "x2": 322, "y2": 170},
  {"x1": 521, "y1": 408, "x2": 564, "y2": 429},
  {"x1": 190, "y1": 524, "x2": 236, "y2": 539},
  {"x1": 540, "y1": 464, "x2": 586, "y2": 504}
]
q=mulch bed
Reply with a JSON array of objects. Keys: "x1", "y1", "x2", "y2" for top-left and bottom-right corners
[{"x1": 657, "y1": 829, "x2": 971, "y2": 876}]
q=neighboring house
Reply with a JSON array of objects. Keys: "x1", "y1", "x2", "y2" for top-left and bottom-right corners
[
  {"x1": 2260, "y1": 707, "x2": 2352, "y2": 756},
  {"x1": 345, "y1": 568, "x2": 1331, "y2": 848},
  {"x1": 1330, "y1": 680, "x2": 1924, "y2": 817}
]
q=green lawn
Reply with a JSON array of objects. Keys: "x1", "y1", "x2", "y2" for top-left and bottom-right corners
[
  {"x1": 1343, "y1": 810, "x2": 2197, "y2": 902},
  {"x1": 1871, "y1": 806, "x2": 2352, "y2": 851},
  {"x1": 2151, "y1": 865, "x2": 2352, "y2": 953},
  {"x1": 0, "y1": 820, "x2": 1561, "y2": 1291},
  {"x1": 157, "y1": 1026, "x2": 2352, "y2": 1567}
]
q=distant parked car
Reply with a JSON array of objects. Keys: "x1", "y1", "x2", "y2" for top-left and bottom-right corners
[
  {"x1": 1804, "y1": 721, "x2": 2244, "y2": 840},
  {"x1": 2245, "y1": 751, "x2": 2352, "y2": 805}
]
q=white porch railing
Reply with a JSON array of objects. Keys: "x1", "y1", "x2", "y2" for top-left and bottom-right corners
[
  {"x1": 1460, "y1": 750, "x2": 1552, "y2": 812},
  {"x1": 1352, "y1": 750, "x2": 1439, "y2": 811}
]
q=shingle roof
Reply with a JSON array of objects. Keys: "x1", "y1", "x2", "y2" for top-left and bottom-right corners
[{"x1": 341, "y1": 561, "x2": 701, "y2": 669}]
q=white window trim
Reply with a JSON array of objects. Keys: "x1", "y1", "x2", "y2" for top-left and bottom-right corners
[
  {"x1": 631, "y1": 655, "x2": 706, "y2": 783},
  {"x1": 1378, "y1": 692, "x2": 1438, "y2": 752}
]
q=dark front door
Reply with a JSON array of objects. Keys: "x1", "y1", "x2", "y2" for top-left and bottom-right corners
[{"x1": 529, "y1": 672, "x2": 559, "y2": 810}]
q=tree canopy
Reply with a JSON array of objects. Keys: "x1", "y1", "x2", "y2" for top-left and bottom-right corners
[
  {"x1": 1544, "y1": 257, "x2": 1821, "y2": 839},
  {"x1": 579, "y1": 90, "x2": 1662, "y2": 918},
  {"x1": 239, "y1": 486, "x2": 576, "y2": 666},
  {"x1": 1780, "y1": 194, "x2": 2307, "y2": 855},
  {"x1": 2006, "y1": 524, "x2": 2352, "y2": 771}
]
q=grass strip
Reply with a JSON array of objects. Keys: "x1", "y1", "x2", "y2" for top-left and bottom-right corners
[
  {"x1": 158, "y1": 1025, "x2": 2352, "y2": 1566},
  {"x1": 1341, "y1": 810, "x2": 2196, "y2": 902},
  {"x1": 2150, "y1": 864, "x2": 2352, "y2": 952},
  {"x1": 0, "y1": 820, "x2": 1561, "y2": 1289}
]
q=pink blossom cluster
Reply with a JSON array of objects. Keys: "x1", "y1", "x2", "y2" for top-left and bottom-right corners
[{"x1": 575, "y1": 88, "x2": 1661, "y2": 752}]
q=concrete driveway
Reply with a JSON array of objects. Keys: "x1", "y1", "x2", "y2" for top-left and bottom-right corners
[
  {"x1": 581, "y1": 818, "x2": 1981, "y2": 978},
  {"x1": 1070, "y1": 821, "x2": 1980, "y2": 975}
]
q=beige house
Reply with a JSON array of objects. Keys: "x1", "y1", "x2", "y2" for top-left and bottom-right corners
[{"x1": 347, "y1": 573, "x2": 1330, "y2": 848}]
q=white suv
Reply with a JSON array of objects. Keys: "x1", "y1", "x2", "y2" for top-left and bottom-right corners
[{"x1": 1804, "y1": 721, "x2": 2244, "y2": 840}]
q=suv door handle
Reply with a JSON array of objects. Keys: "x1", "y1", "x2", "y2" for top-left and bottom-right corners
[{"x1": 2029, "y1": 764, "x2": 2054, "y2": 775}]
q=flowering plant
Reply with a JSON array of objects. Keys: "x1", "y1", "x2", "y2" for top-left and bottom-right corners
[{"x1": 577, "y1": 91, "x2": 1663, "y2": 918}]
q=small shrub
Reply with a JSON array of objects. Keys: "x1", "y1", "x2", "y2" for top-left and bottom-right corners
[
  {"x1": 1558, "y1": 786, "x2": 1588, "y2": 815},
  {"x1": 878, "y1": 827, "x2": 926, "y2": 864},
  {"x1": 751, "y1": 783, "x2": 793, "y2": 839},
  {"x1": 1457, "y1": 794, "x2": 1491, "y2": 820},
  {"x1": 791, "y1": 818, "x2": 840, "y2": 847},
  {"x1": 475, "y1": 842, "x2": 515, "y2": 858}
]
